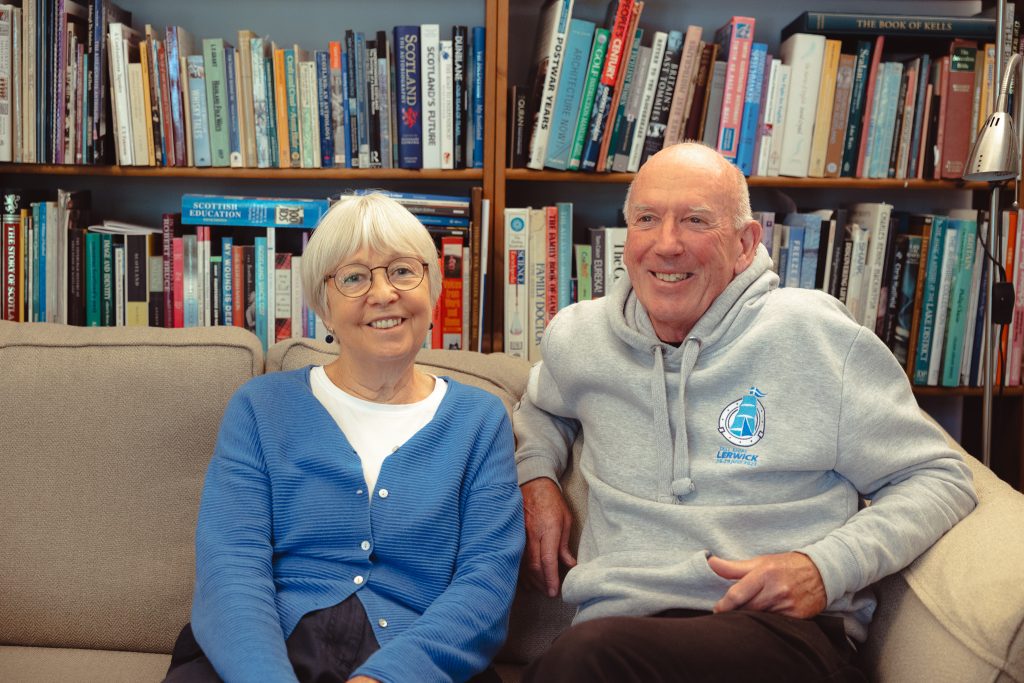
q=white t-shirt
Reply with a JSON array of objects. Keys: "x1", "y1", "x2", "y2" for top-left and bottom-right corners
[{"x1": 309, "y1": 366, "x2": 447, "y2": 493}]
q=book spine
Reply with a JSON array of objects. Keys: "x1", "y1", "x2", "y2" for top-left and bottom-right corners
[
  {"x1": 221, "y1": 236, "x2": 233, "y2": 326},
  {"x1": 315, "y1": 51, "x2": 333, "y2": 168},
  {"x1": 568, "y1": 28, "x2": 609, "y2": 171},
  {"x1": 452, "y1": 26, "x2": 467, "y2": 169},
  {"x1": 589, "y1": 227, "x2": 605, "y2": 298},
  {"x1": 940, "y1": 40, "x2": 977, "y2": 179},
  {"x1": 441, "y1": 236, "x2": 464, "y2": 349},
  {"x1": 556, "y1": 202, "x2": 572, "y2": 310},
  {"x1": 639, "y1": 30, "x2": 684, "y2": 168},
  {"x1": 503, "y1": 208, "x2": 529, "y2": 359},
  {"x1": 527, "y1": 0, "x2": 575, "y2": 170},
  {"x1": 180, "y1": 195, "x2": 328, "y2": 228},
  {"x1": 420, "y1": 24, "x2": 440, "y2": 169},
  {"x1": 782, "y1": 12, "x2": 996, "y2": 40},
  {"x1": 223, "y1": 45, "x2": 242, "y2": 168},
  {"x1": 778, "y1": 32, "x2": 825, "y2": 177},
  {"x1": 913, "y1": 217, "x2": 948, "y2": 384},
  {"x1": 283, "y1": 48, "x2": 301, "y2": 167},
  {"x1": 272, "y1": 48, "x2": 290, "y2": 168},
  {"x1": 329, "y1": 41, "x2": 346, "y2": 167},
  {"x1": 544, "y1": 19, "x2": 595, "y2": 170},
  {"x1": 250, "y1": 38, "x2": 271, "y2": 167},
  {"x1": 607, "y1": 33, "x2": 646, "y2": 173},
  {"x1": 714, "y1": 17, "x2": 755, "y2": 163},
  {"x1": 274, "y1": 251, "x2": 291, "y2": 342},
  {"x1": 298, "y1": 60, "x2": 317, "y2": 168},
  {"x1": 165, "y1": 27, "x2": 187, "y2": 166},
  {"x1": 344, "y1": 31, "x2": 359, "y2": 167},
  {"x1": 186, "y1": 54, "x2": 211, "y2": 167},
  {"x1": 438, "y1": 39, "x2": 454, "y2": 169},
  {"x1": 376, "y1": 32, "x2": 392, "y2": 169},
  {"x1": 664, "y1": 25, "x2": 703, "y2": 147},
  {"x1": 364, "y1": 40, "x2": 380, "y2": 168},
  {"x1": 203, "y1": 39, "x2": 229, "y2": 167},
  {"x1": 85, "y1": 230, "x2": 101, "y2": 325},
  {"x1": 807, "y1": 39, "x2": 840, "y2": 178},
  {"x1": 941, "y1": 220, "x2": 977, "y2": 386},
  {"x1": 579, "y1": 0, "x2": 633, "y2": 172},
  {"x1": 471, "y1": 26, "x2": 485, "y2": 169},
  {"x1": 627, "y1": 33, "x2": 668, "y2": 173},
  {"x1": 253, "y1": 235, "x2": 267, "y2": 349},
  {"x1": 161, "y1": 213, "x2": 175, "y2": 326},
  {"x1": 735, "y1": 42, "x2": 767, "y2": 176},
  {"x1": 840, "y1": 40, "x2": 873, "y2": 177}
]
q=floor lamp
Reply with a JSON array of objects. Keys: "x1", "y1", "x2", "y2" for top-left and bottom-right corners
[{"x1": 962, "y1": 45, "x2": 1022, "y2": 468}]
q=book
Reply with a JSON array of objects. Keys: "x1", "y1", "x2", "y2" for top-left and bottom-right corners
[
  {"x1": 544, "y1": 18, "x2": 596, "y2": 170},
  {"x1": 315, "y1": 51, "x2": 334, "y2": 168},
  {"x1": 913, "y1": 215, "x2": 951, "y2": 384},
  {"x1": 503, "y1": 207, "x2": 529, "y2": 359},
  {"x1": 609, "y1": 39, "x2": 650, "y2": 173},
  {"x1": 840, "y1": 40, "x2": 874, "y2": 177},
  {"x1": 420, "y1": 24, "x2": 441, "y2": 170},
  {"x1": 639, "y1": 30, "x2": 684, "y2": 168},
  {"x1": 807, "y1": 40, "x2": 841, "y2": 178},
  {"x1": 939, "y1": 40, "x2": 977, "y2": 179},
  {"x1": 526, "y1": 0, "x2": 575, "y2": 170},
  {"x1": 471, "y1": 26, "x2": 486, "y2": 169},
  {"x1": 186, "y1": 55, "x2": 212, "y2": 167},
  {"x1": 627, "y1": 32, "x2": 668, "y2": 173},
  {"x1": 777, "y1": 33, "x2": 825, "y2": 177},
  {"x1": 781, "y1": 12, "x2": 997, "y2": 40},
  {"x1": 180, "y1": 195, "x2": 328, "y2": 228},
  {"x1": 663, "y1": 25, "x2": 704, "y2": 148},
  {"x1": 941, "y1": 213, "x2": 978, "y2": 386},
  {"x1": 394, "y1": 26, "x2": 422, "y2": 169},
  {"x1": 823, "y1": 53, "x2": 856, "y2": 178},
  {"x1": 527, "y1": 207, "x2": 546, "y2": 362},
  {"x1": 590, "y1": 227, "x2": 606, "y2": 298},
  {"x1": 713, "y1": 16, "x2": 756, "y2": 163},
  {"x1": 579, "y1": 0, "x2": 635, "y2": 172},
  {"x1": 574, "y1": 243, "x2": 592, "y2": 301},
  {"x1": 568, "y1": 28, "x2": 609, "y2": 171},
  {"x1": 735, "y1": 42, "x2": 767, "y2": 176},
  {"x1": 439, "y1": 40, "x2": 454, "y2": 169},
  {"x1": 202, "y1": 38, "x2": 230, "y2": 167}
]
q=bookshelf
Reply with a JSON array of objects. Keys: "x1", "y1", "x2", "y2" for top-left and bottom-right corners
[{"x1": 1, "y1": 0, "x2": 1021, "y2": 486}]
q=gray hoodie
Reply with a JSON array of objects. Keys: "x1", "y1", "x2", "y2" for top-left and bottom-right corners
[{"x1": 513, "y1": 245, "x2": 977, "y2": 640}]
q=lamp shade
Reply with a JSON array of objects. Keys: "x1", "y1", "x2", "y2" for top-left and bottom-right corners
[{"x1": 963, "y1": 111, "x2": 1021, "y2": 181}]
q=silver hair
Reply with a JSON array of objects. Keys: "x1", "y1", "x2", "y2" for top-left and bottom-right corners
[
  {"x1": 622, "y1": 141, "x2": 753, "y2": 231},
  {"x1": 301, "y1": 192, "x2": 443, "y2": 322}
]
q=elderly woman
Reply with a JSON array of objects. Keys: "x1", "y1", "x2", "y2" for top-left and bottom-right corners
[{"x1": 164, "y1": 193, "x2": 525, "y2": 683}]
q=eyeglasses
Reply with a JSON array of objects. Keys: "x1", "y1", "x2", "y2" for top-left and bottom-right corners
[{"x1": 325, "y1": 257, "x2": 428, "y2": 298}]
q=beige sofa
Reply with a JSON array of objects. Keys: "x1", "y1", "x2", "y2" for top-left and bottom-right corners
[{"x1": 1, "y1": 321, "x2": 1022, "y2": 683}]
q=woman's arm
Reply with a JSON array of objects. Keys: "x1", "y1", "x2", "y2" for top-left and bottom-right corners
[{"x1": 191, "y1": 391, "x2": 299, "y2": 683}]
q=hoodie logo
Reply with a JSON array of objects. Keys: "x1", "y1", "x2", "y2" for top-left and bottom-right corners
[{"x1": 718, "y1": 387, "x2": 766, "y2": 447}]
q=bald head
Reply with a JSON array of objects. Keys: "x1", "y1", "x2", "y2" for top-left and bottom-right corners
[{"x1": 623, "y1": 142, "x2": 753, "y2": 230}]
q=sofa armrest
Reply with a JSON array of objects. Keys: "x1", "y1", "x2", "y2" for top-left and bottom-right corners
[{"x1": 861, "y1": 431, "x2": 1024, "y2": 682}]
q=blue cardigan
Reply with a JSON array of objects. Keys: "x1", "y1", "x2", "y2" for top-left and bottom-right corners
[{"x1": 191, "y1": 367, "x2": 525, "y2": 682}]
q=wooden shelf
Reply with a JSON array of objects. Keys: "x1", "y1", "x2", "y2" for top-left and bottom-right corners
[
  {"x1": 912, "y1": 385, "x2": 1024, "y2": 397},
  {"x1": 0, "y1": 163, "x2": 484, "y2": 181},
  {"x1": 504, "y1": 168, "x2": 992, "y2": 190}
]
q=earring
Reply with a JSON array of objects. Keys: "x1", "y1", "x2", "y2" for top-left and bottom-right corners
[
  {"x1": 428, "y1": 322, "x2": 434, "y2": 331},
  {"x1": 325, "y1": 332, "x2": 335, "y2": 344}
]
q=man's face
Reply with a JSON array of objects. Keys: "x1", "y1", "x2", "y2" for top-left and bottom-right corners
[{"x1": 623, "y1": 147, "x2": 760, "y2": 343}]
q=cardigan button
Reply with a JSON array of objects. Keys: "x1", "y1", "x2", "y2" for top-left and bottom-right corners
[
  {"x1": 378, "y1": 488, "x2": 389, "y2": 498},
  {"x1": 378, "y1": 618, "x2": 388, "y2": 628},
  {"x1": 353, "y1": 575, "x2": 364, "y2": 585},
  {"x1": 361, "y1": 541, "x2": 371, "y2": 551}
]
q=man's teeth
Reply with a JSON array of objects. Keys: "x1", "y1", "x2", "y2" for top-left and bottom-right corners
[
  {"x1": 370, "y1": 318, "x2": 402, "y2": 329},
  {"x1": 654, "y1": 272, "x2": 690, "y2": 282}
]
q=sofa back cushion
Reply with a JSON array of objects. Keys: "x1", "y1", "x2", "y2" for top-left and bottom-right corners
[{"x1": 0, "y1": 322, "x2": 262, "y2": 654}]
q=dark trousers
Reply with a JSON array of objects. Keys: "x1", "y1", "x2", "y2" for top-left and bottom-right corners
[
  {"x1": 164, "y1": 594, "x2": 501, "y2": 682},
  {"x1": 522, "y1": 609, "x2": 868, "y2": 683}
]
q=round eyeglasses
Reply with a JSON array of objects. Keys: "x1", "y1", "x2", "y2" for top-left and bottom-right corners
[{"x1": 325, "y1": 257, "x2": 428, "y2": 298}]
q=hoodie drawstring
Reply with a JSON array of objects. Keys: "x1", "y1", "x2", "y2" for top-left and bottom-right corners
[{"x1": 652, "y1": 339, "x2": 702, "y2": 502}]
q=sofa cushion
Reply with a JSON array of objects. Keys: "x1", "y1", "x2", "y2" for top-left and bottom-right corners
[
  {"x1": 266, "y1": 338, "x2": 531, "y2": 413},
  {"x1": 0, "y1": 322, "x2": 262, "y2": 655},
  {"x1": 0, "y1": 645, "x2": 171, "y2": 683}
]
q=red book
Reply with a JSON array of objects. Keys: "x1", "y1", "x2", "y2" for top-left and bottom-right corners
[
  {"x1": 714, "y1": 16, "x2": 756, "y2": 162},
  {"x1": 544, "y1": 206, "x2": 559, "y2": 324},
  {"x1": 172, "y1": 236, "x2": 184, "y2": 328},
  {"x1": 855, "y1": 35, "x2": 885, "y2": 178},
  {"x1": 441, "y1": 237, "x2": 464, "y2": 350},
  {"x1": 939, "y1": 40, "x2": 978, "y2": 179},
  {"x1": 931, "y1": 57, "x2": 950, "y2": 180},
  {"x1": 274, "y1": 252, "x2": 292, "y2": 342},
  {"x1": 232, "y1": 244, "x2": 245, "y2": 326}
]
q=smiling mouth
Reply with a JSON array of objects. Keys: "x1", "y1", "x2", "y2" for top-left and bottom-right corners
[
  {"x1": 368, "y1": 318, "x2": 404, "y2": 329},
  {"x1": 652, "y1": 272, "x2": 693, "y2": 283}
]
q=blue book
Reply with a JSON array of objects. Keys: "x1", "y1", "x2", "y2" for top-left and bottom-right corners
[
  {"x1": 784, "y1": 212, "x2": 823, "y2": 290},
  {"x1": 785, "y1": 225, "x2": 805, "y2": 288},
  {"x1": 254, "y1": 235, "x2": 268, "y2": 351},
  {"x1": 545, "y1": 19, "x2": 596, "y2": 170},
  {"x1": 283, "y1": 48, "x2": 301, "y2": 168},
  {"x1": 340, "y1": 50, "x2": 354, "y2": 167},
  {"x1": 556, "y1": 202, "x2": 573, "y2": 310},
  {"x1": 394, "y1": 26, "x2": 422, "y2": 168},
  {"x1": 34, "y1": 202, "x2": 45, "y2": 321},
  {"x1": 223, "y1": 45, "x2": 242, "y2": 167},
  {"x1": 452, "y1": 26, "x2": 468, "y2": 168},
  {"x1": 913, "y1": 215, "x2": 949, "y2": 384},
  {"x1": 186, "y1": 55, "x2": 212, "y2": 167},
  {"x1": 580, "y1": 84, "x2": 613, "y2": 172},
  {"x1": 221, "y1": 236, "x2": 234, "y2": 326},
  {"x1": 416, "y1": 214, "x2": 471, "y2": 227},
  {"x1": 941, "y1": 218, "x2": 978, "y2": 386},
  {"x1": 736, "y1": 42, "x2": 767, "y2": 176},
  {"x1": 182, "y1": 234, "x2": 198, "y2": 327},
  {"x1": 181, "y1": 194, "x2": 329, "y2": 228},
  {"x1": 315, "y1": 50, "x2": 334, "y2": 168},
  {"x1": 870, "y1": 62, "x2": 903, "y2": 178},
  {"x1": 344, "y1": 31, "x2": 360, "y2": 167},
  {"x1": 354, "y1": 32, "x2": 370, "y2": 167},
  {"x1": 85, "y1": 231, "x2": 102, "y2": 326},
  {"x1": 349, "y1": 189, "x2": 469, "y2": 205},
  {"x1": 471, "y1": 26, "x2": 485, "y2": 168}
]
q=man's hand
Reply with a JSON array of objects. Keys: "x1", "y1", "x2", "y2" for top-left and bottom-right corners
[
  {"x1": 521, "y1": 477, "x2": 577, "y2": 597},
  {"x1": 708, "y1": 552, "x2": 827, "y2": 619}
]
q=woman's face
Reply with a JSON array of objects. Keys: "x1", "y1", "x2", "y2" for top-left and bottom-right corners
[{"x1": 325, "y1": 246, "x2": 433, "y2": 371}]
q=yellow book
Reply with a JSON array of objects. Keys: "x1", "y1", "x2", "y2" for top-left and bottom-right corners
[
  {"x1": 807, "y1": 39, "x2": 841, "y2": 178},
  {"x1": 273, "y1": 47, "x2": 290, "y2": 168}
]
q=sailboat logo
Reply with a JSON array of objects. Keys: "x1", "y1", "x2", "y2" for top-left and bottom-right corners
[{"x1": 718, "y1": 387, "x2": 766, "y2": 447}]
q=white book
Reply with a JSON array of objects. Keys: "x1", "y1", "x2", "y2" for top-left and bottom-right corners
[
  {"x1": 127, "y1": 63, "x2": 150, "y2": 167},
  {"x1": 844, "y1": 222, "x2": 871, "y2": 320},
  {"x1": 503, "y1": 207, "x2": 529, "y2": 359},
  {"x1": 291, "y1": 255, "x2": 303, "y2": 338},
  {"x1": 299, "y1": 60, "x2": 320, "y2": 168},
  {"x1": 477, "y1": 198, "x2": 490, "y2": 352},
  {"x1": 11, "y1": 6, "x2": 20, "y2": 162},
  {"x1": 604, "y1": 227, "x2": 628, "y2": 288},
  {"x1": 462, "y1": 245, "x2": 470, "y2": 351},
  {"x1": 114, "y1": 242, "x2": 125, "y2": 326},
  {"x1": 755, "y1": 58, "x2": 781, "y2": 177},
  {"x1": 377, "y1": 50, "x2": 392, "y2": 168},
  {"x1": 198, "y1": 228, "x2": 209, "y2": 326},
  {"x1": 44, "y1": 201, "x2": 58, "y2": 322},
  {"x1": 420, "y1": 24, "x2": 441, "y2": 169},
  {"x1": 928, "y1": 221, "x2": 961, "y2": 385},
  {"x1": 527, "y1": 207, "x2": 546, "y2": 363},
  {"x1": 21, "y1": 0, "x2": 36, "y2": 162},
  {"x1": 765, "y1": 62, "x2": 790, "y2": 177},
  {"x1": 960, "y1": 217, "x2": 986, "y2": 385},
  {"x1": 778, "y1": 33, "x2": 825, "y2": 178},
  {"x1": 0, "y1": 6, "x2": 12, "y2": 162},
  {"x1": 439, "y1": 39, "x2": 454, "y2": 170},
  {"x1": 526, "y1": 0, "x2": 575, "y2": 170},
  {"x1": 229, "y1": 49, "x2": 244, "y2": 168},
  {"x1": 664, "y1": 25, "x2": 704, "y2": 147},
  {"x1": 250, "y1": 36, "x2": 271, "y2": 168},
  {"x1": 108, "y1": 23, "x2": 136, "y2": 165},
  {"x1": 849, "y1": 202, "x2": 893, "y2": 329}
]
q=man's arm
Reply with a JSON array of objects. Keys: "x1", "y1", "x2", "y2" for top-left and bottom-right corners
[{"x1": 514, "y1": 360, "x2": 582, "y2": 596}]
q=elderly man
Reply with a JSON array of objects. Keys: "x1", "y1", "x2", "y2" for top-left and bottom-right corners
[{"x1": 513, "y1": 142, "x2": 977, "y2": 681}]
